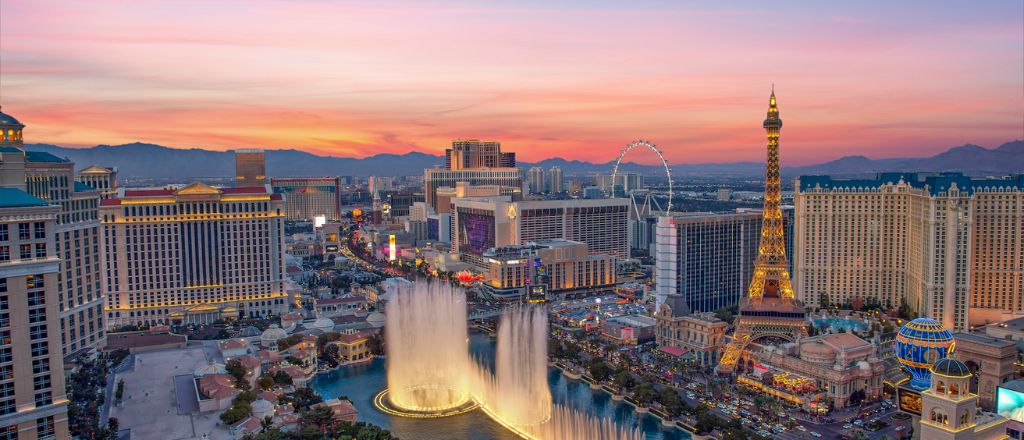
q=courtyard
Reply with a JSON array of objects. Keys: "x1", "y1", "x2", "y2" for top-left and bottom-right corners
[{"x1": 110, "y1": 346, "x2": 234, "y2": 440}]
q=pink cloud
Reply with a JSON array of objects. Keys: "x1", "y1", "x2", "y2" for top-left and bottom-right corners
[{"x1": 0, "y1": 0, "x2": 1020, "y2": 165}]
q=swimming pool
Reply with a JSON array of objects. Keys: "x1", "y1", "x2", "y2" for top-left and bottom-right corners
[{"x1": 812, "y1": 318, "x2": 866, "y2": 332}]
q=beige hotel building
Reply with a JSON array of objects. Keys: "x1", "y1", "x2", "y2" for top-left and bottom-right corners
[
  {"x1": 100, "y1": 183, "x2": 290, "y2": 327},
  {"x1": 794, "y1": 173, "x2": 1023, "y2": 331},
  {"x1": 0, "y1": 192, "x2": 70, "y2": 439}
]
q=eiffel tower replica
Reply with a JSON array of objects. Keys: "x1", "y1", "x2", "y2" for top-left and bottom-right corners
[{"x1": 716, "y1": 89, "x2": 807, "y2": 375}]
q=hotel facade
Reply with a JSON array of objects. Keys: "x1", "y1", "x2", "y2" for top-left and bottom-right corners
[
  {"x1": 270, "y1": 177, "x2": 341, "y2": 221},
  {"x1": 655, "y1": 209, "x2": 794, "y2": 313},
  {"x1": 0, "y1": 194, "x2": 70, "y2": 439},
  {"x1": 451, "y1": 196, "x2": 629, "y2": 269},
  {"x1": 479, "y1": 239, "x2": 617, "y2": 300},
  {"x1": 794, "y1": 173, "x2": 1023, "y2": 331},
  {"x1": 1, "y1": 111, "x2": 106, "y2": 358},
  {"x1": 100, "y1": 183, "x2": 289, "y2": 327}
]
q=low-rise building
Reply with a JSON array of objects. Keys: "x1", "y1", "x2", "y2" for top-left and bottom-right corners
[
  {"x1": 315, "y1": 296, "x2": 367, "y2": 317},
  {"x1": 480, "y1": 239, "x2": 616, "y2": 301},
  {"x1": 602, "y1": 315, "x2": 657, "y2": 345},
  {"x1": 654, "y1": 294, "x2": 728, "y2": 367},
  {"x1": 743, "y1": 332, "x2": 886, "y2": 409},
  {"x1": 331, "y1": 329, "x2": 373, "y2": 364}
]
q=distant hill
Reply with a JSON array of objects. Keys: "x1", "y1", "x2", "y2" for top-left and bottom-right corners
[{"x1": 24, "y1": 140, "x2": 1023, "y2": 179}]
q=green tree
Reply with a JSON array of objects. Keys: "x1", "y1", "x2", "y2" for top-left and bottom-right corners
[
  {"x1": 632, "y1": 380, "x2": 657, "y2": 406},
  {"x1": 226, "y1": 360, "x2": 251, "y2": 390},
  {"x1": 613, "y1": 368, "x2": 635, "y2": 391},
  {"x1": 588, "y1": 359, "x2": 611, "y2": 382},
  {"x1": 366, "y1": 332, "x2": 385, "y2": 356},
  {"x1": 291, "y1": 387, "x2": 323, "y2": 410},
  {"x1": 273, "y1": 370, "x2": 293, "y2": 386},
  {"x1": 220, "y1": 404, "x2": 250, "y2": 425},
  {"x1": 659, "y1": 387, "x2": 686, "y2": 416},
  {"x1": 258, "y1": 374, "x2": 275, "y2": 390}
]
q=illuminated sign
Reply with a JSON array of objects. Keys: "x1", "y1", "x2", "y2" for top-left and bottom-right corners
[
  {"x1": 325, "y1": 245, "x2": 339, "y2": 252},
  {"x1": 997, "y1": 384, "x2": 1024, "y2": 423},
  {"x1": 897, "y1": 385, "x2": 922, "y2": 416},
  {"x1": 314, "y1": 215, "x2": 326, "y2": 228},
  {"x1": 388, "y1": 235, "x2": 396, "y2": 261}
]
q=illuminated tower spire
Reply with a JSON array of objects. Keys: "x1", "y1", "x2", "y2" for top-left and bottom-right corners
[
  {"x1": 747, "y1": 88, "x2": 793, "y2": 300},
  {"x1": 716, "y1": 89, "x2": 806, "y2": 375}
]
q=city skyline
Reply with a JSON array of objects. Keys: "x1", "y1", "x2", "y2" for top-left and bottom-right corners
[{"x1": 2, "y1": 0, "x2": 1022, "y2": 165}]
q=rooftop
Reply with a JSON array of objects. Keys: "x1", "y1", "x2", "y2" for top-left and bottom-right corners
[
  {"x1": 1000, "y1": 379, "x2": 1024, "y2": 394},
  {"x1": 25, "y1": 151, "x2": 69, "y2": 163},
  {"x1": 954, "y1": 331, "x2": 1017, "y2": 348},
  {"x1": 0, "y1": 188, "x2": 48, "y2": 208},
  {"x1": 73, "y1": 181, "x2": 96, "y2": 192},
  {"x1": 0, "y1": 110, "x2": 23, "y2": 126},
  {"x1": 819, "y1": 332, "x2": 871, "y2": 351},
  {"x1": 799, "y1": 172, "x2": 1024, "y2": 196},
  {"x1": 607, "y1": 314, "x2": 657, "y2": 328}
]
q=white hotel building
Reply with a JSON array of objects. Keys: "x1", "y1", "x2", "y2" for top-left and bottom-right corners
[{"x1": 100, "y1": 183, "x2": 290, "y2": 327}]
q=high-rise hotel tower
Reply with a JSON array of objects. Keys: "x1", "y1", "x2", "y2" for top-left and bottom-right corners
[
  {"x1": 100, "y1": 183, "x2": 289, "y2": 327},
  {"x1": 795, "y1": 172, "x2": 1023, "y2": 330},
  {"x1": 0, "y1": 109, "x2": 70, "y2": 439}
]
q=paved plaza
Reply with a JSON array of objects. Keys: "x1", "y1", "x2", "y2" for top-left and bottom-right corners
[{"x1": 111, "y1": 346, "x2": 235, "y2": 440}]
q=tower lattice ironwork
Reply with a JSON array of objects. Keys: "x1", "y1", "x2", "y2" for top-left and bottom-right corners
[{"x1": 717, "y1": 89, "x2": 807, "y2": 374}]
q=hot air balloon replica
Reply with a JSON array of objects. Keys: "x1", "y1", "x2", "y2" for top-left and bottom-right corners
[{"x1": 893, "y1": 317, "x2": 955, "y2": 390}]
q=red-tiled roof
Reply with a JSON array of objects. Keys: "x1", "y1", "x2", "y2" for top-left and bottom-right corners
[
  {"x1": 317, "y1": 296, "x2": 366, "y2": 305},
  {"x1": 336, "y1": 331, "x2": 370, "y2": 344},
  {"x1": 658, "y1": 345, "x2": 687, "y2": 357},
  {"x1": 124, "y1": 189, "x2": 175, "y2": 197},
  {"x1": 270, "y1": 177, "x2": 340, "y2": 182},
  {"x1": 219, "y1": 339, "x2": 248, "y2": 350},
  {"x1": 235, "y1": 355, "x2": 261, "y2": 371},
  {"x1": 221, "y1": 187, "x2": 269, "y2": 194}
]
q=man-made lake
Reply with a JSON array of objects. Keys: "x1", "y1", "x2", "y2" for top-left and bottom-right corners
[{"x1": 310, "y1": 333, "x2": 690, "y2": 440}]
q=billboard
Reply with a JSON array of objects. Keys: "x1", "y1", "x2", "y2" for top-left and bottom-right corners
[
  {"x1": 996, "y1": 385, "x2": 1024, "y2": 423},
  {"x1": 388, "y1": 234, "x2": 397, "y2": 261},
  {"x1": 897, "y1": 385, "x2": 922, "y2": 416},
  {"x1": 314, "y1": 215, "x2": 327, "y2": 228}
]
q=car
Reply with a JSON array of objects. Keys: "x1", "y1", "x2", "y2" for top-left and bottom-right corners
[
  {"x1": 810, "y1": 432, "x2": 822, "y2": 438},
  {"x1": 796, "y1": 425, "x2": 807, "y2": 431},
  {"x1": 843, "y1": 423, "x2": 853, "y2": 429}
]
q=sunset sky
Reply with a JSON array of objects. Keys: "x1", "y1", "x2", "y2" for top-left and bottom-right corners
[{"x1": 2, "y1": 0, "x2": 1022, "y2": 165}]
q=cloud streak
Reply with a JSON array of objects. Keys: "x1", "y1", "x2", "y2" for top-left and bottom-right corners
[{"x1": 1, "y1": 0, "x2": 1021, "y2": 165}]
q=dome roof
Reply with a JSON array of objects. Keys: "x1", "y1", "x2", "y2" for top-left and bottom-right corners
[
  {"x1": 251, "y1": 397, "x2": 274, "y2": 413},
  {"x1": 261, "y1": 324, "x2": 288, "y2": 341},
  {"x1": 932, "y1": 358, "x2": 971, "y2": 377},
  {"x1": 800, "y1": 341, "x2": 836, "y2": 362},
  {"x1": 0, "y1": 110, "x2": 23, "y2": 126},
  {"x1": 313, "y1": 317, "x2": 335, "y2": 332},
  {"x1": 366, "y1": 312, "x2": 385, "y2": 327}
]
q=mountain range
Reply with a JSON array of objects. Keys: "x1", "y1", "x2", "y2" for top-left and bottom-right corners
[{"x1": 23, "y1": 140, "x2": 1023, "y2": 180}]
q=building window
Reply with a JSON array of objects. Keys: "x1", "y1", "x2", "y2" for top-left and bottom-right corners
[{"x1": 36, "y1": 415, "x2": 55, "y2": 438}]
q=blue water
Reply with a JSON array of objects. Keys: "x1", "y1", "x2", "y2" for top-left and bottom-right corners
[
  {"x1": 813, "y1": 318, "x2": 866, "y2": 332},
  {"x1": 311, "y1": 333, "x2": 690, "y2": 440}
]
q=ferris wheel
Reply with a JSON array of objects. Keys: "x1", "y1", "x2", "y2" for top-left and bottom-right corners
[{"x1": 610, "y1": 140, "x2": 673, "y2": 214}]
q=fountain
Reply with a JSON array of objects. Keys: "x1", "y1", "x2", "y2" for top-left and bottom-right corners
[
  {"x1": 376, "y1": 282, "x2": 477, "y2": 417},
  {"x1": 375, "y1": 281, "x2": 644, "y2": 439},
  {"x1": 473, "y1": 304, "x2": 644, "y2": 440}
]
